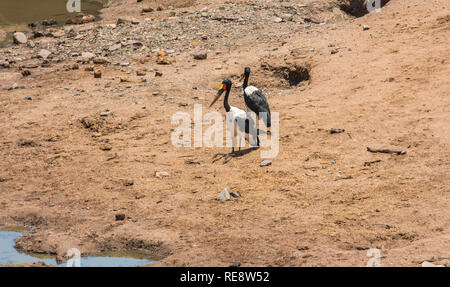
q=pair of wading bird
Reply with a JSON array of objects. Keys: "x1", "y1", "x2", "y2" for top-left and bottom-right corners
[{"x1": 209, "y1": 67, "x2": 271, "y2": 154}]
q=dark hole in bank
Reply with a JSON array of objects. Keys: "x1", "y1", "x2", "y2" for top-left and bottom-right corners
[{"x1": 339, "y1": 0, "x2": 391, "y2": 18}]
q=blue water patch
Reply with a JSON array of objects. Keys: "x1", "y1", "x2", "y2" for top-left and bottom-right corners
[{"x1": 0, "y1": 231, "x2": 155, "y2": 267}]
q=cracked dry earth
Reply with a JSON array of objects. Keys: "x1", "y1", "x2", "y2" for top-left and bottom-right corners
[{"x1": 0, "y1": 0, "x2": 449, "y2": 266}]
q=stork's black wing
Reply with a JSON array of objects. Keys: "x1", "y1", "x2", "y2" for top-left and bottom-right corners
[{"x1": 244, "y1": 89, "x2": 271, "y2": 127}]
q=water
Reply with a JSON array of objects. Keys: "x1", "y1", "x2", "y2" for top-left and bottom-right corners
[
  {"x1": 0, "y1": 0, "x2": 104, "y2": 32},
  {"x1": 0, "y1": 231, "x2": 156, "y2": 267}
]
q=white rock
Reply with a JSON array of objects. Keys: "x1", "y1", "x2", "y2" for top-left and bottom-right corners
[
  {"x1": 81, "y1": 52, "x2": 95, "y2": 59},
  {"x1": 155, "y1": 171, "x2": 170, "y2": 179},
  {"x1": 218, "y1": 188, "x2": 231, "y2": 201},
  {"x1": 260, "y1": 160, "x2": 272, "y2": 167},
  {"x1": 38, "y1": 49, "x2": 51, "y2": 60},
  {"x1": 13, "y1": 32, "x2": 27, "y2": 44},
  {"x1": 273, "y1": 17, "x2": 283, "y2": 23}
]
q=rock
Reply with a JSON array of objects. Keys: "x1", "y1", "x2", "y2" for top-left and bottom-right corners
[
  {"x1": 305, "y1": 17, "x2": 323, "y2": 24},
  {"x1": 115, "y1": 214, "x2": 126, "y2": 221},
  {"x1": 109, "y1": 44, "x2": 121, "y2": 51},
  {"x1": 192, "y1": 51, "x2": 207, "y2": 60},
  {"x1": 260, "y1": 160, "x2": 272, "y2": 167},
  {"x1": 122, "y1": 179, "x2": 134, "y2": 186},
  {"x1": 155, "y1": 171, "x2": 170, "y2": 178},
  {"x1": 9, "y1": 83, "x2": 19, "y2": 90},
  {"x1": 363, "y1": 25, "x2": 371, "y2": 31},
  {"x1": 21, "y1": 70, "x2": 31, "y2": 77},
  {"x1": 93, "y1": 57, "x2": 109, "y2": 64},
  {"x1": 120, "y1": 76, "x2": 132, "y2": 82},
  {"x1": 100, "y1": 144, "x2": 112, "y2": 151},
  {"x1": 331, "y1": 49, "x2": 339, "y2": 55},
  {"x1": 281, "y1": 14, "x2": 293, "y2": 22},
  {"x1": 24, "y1": 96, "x2": 32, "y2": 100},
  {"x1": 81, "y1": 15, "x2": 95, "y2": 24},
  {"x1": 81, "y1": 52, "x2": 95, "y2": 59},
  {"x1": 330, "y1": 128, "x2": 345, "y2": 134},
  {"x1": 116, "y1": 18, "x2": 131, "y2": 25},
  {"x1": 230, "y1": 192, "x2": 241, "y2": 198},
  {"x1": 142, "y1": 7, "x2": 154, "y2": 13},
  {"x1": 155, "y1": 71, "x2": 163, "y2": 77},
  {"x1": 273, "y1": 17, "x2": 283, "y2": 23},
  {"x1": 139, "y1": 57, "x2": 151, "y2": 64},
  {"x1": 156, "y1": 56, "x2": 172, "y2": 65},
  {"x1": 136, "y1": 69, "x2": 146, "y2": 76},
  {"x1": 100, "y1": 110, "x2": 112, "y2": 117},
  {"x1": 94, "y1": 70, "x2": 102, "y2": 78},
  {"x1": 218, "y1": 188, "x2": 231, "y2": 201},
  {"x1": 38, "y1": 49, "x2": 52, "y2": 60},
  {"x1": 13, "y1": 32, "x2": 27, "y2": 44}
]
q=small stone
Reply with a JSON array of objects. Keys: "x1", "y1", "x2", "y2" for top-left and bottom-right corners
[
  {"x1": 24, "y1": 96, "x2": 32, "y2": 100},
  {"x1": 363, "y1": 25, "x2": 370, "y2": 31},
  {"x1": 331, "y1": 49, "x2": 339, "y2": 55},
  {"x1": 115, "y1": 214, "x2": 126, "y2": 221},
  {"x1": 93, "y1": 57, "x2": 109, "y2": 64},
  {"x1": 218, "y1": 188, "x2": 231, "y2": 201},
  {"x1": 21, "y1": 70, "x2": 31, "y2": 77},
  {"x1": 156, "y1": 56, "x2": 172, "y2": 65},
  {"x1": 9, "y1": 83, "x2": 18, "y2": 90},
  {"x1": 230, "y1": 192, "x2": 241, "y2": 198},
  {"x1": 81, "y1": 52, "x2": 95, "y2": 59},
  {"x1": 142, "y1": 7, "x2": 154, "y2": 13},
  {"x1": 281, "y1": 13, "x2": 293, "y2": 22},
  {"x1": 155, "y1": 71, "x2": 163, "y2": 77},
  {"x1": 94, "y1": 70, "x2": 102, "y2": 78},
  {"x1": 100, "y1": 144, "x2": 112, "y2": 151},
  {"x1": 123, "y1": 179, "x2": 134, "y2": 186},
  {"x1": 120, "y1": 76, "x2": 132, "y2": 82},
  {"x1": 38, "y1": 49, "x2": 52, "y2": 60},
  {"x1": 192, "y1": 51, "x2": 207, "y2": 60},
  {"x1": 100, "y1": 110, "x2": 112, "y2": 117},
  {"x1": 260, "y1": 160, "x2": 272, "y2": 167},
  {"x1": 155, "y1": 171, "x2": 170, "y2": 178},
  {"x1": 13, "y1": 32, "x2": 27, "y2": 44},
  {"x1": 136, "y1": 69, "x2": 146, "y2": 76},
  {"x1": 273, "y1": 17, "x2": 283, "y2": 23}
]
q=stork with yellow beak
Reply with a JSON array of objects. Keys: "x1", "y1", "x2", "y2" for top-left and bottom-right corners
[{"x1": 210, "y1": 79, "x2": 259, "y2": 153}]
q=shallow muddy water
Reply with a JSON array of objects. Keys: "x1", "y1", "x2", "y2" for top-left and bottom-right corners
[
  {"x1": 0, "y1": 0, "x2": 104, "y2": 32},
  {"x1": 0, "y1": 231, "x2": 155, "y2": 267}
]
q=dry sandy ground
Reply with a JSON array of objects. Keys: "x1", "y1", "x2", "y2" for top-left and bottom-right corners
[{"x1": 0, "y1": 0, "x2": 449, "y2": 266}]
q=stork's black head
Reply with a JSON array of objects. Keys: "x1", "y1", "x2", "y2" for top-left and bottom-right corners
[
  {"x1": 244, "y1": 67, "x2": 251, "y2": 75},
  {"x1": 209, "y1": 79, "x2": 232, "y2": 107},
  {"x1": 221, "y1": 79, "x2": 232, "y2": 90}
]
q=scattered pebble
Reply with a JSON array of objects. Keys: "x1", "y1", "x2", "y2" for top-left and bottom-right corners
[
  {"x1": 260, "y1": 160, "x2": 272, "y2": 167},
  {"x1": 218, "y1": 188, "x2": 231, "y2": 201},
  {"x1": 155, "y1": 171, "x2": 170, "y2": 178}
]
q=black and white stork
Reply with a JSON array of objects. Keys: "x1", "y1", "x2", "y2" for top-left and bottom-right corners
[
  {"x1": 209, "y1": 79, "x2": 259, "y2": 153},
  {"x1": 242, "y1": 67, "x2": 271, "y2": 128}
]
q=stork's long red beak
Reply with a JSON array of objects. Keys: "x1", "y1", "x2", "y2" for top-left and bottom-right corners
[{"x1": 209, "y1": 87, "x2": 225, "y2": 107}]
